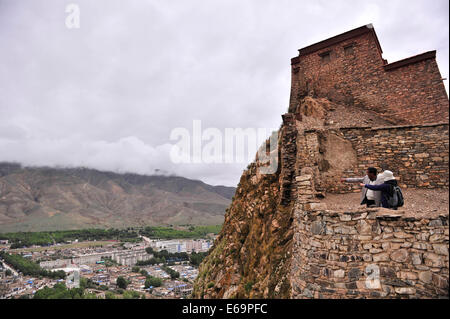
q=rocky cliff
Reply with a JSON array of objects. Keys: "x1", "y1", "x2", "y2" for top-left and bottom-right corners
[{"x1": 193, "y1": 114, "x2": 298, "y2": 298}]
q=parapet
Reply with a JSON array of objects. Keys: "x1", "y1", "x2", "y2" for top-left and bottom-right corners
[{"x1": 291, "y1": 171, "x2": 449, "y2": 299}]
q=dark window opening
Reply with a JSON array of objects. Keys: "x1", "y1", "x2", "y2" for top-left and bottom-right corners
[
  {"x1": 320, "y1": 51, "x2": 331, "y2": 63},
  {"x1": 344, "y1": 44, "x2": 354, "y2": 56}
]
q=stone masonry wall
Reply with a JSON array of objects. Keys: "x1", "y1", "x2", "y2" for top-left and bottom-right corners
[
  {"x1": 290, "y1": 32, "x2": 385, "y2": 112},
  {"x1": 290, "y1": 28, "x2": 449, "y2": 125},
  {"x1": 291, "y1": 173, "x2": 449, "y2": 299},
  {"x1": 302, "y1": 122, "x2": 449, "y2": 193},
  {"x1": 382, "y1": 58, "x2": 449, "y2": 125}
]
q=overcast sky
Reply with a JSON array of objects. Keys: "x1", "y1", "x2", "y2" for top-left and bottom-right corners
[{"x1": 0, "y1": 0, "x2": 448, "y2": 186}]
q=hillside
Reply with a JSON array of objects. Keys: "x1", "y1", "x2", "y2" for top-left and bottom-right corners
[{"x1": 0, "y1": 163, "x2": 235, "y2": 233}]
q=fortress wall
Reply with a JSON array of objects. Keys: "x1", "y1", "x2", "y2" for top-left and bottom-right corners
[
  {"x1": 337, "y1": 123, "x2": 449, "y2": 191},
  {"x1": 382, "y1": 58, "x2": 449, "y2": 124},
  {"x1": 291, "y1": 174, "x2": 449, "y2": 299},
  {"x1": 290, "y1": 32, "x2": 385, "y2": 113},
  {"x1": 290, "y1": 27, "x2": 449, "y2": 125},
  {"x1": 298, "y1": 122, "x2": 449, "y2": 193}
]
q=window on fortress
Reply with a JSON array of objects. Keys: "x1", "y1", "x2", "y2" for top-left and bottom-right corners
[
  {"x1": 344, "y1": 44, "x2": 354, "y2": 56},
  {"x1": 320, "y1": 51, "x2": 331, "y2": 63}
]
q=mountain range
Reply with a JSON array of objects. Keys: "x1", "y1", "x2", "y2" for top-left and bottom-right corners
[{"x1": 0, "y1": 162, "x2": 235, "y2": 233}]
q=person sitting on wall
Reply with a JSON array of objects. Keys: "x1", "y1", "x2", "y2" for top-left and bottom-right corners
[
  {"x1": 341, "y1": 167, "x2": 382, "y2": 207},
  {"x1": 360, "y1": 170, "x2": 400, "y2": 210}
]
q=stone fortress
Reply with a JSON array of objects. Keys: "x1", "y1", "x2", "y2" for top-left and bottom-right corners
[
  {"x1": 289, "y1": 24, "x2": 448, "y2": 125},
  {"x1": 193, "y1": 25, "x2": 449, "y2": 299}
]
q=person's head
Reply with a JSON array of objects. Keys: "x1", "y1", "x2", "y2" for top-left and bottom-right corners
[
  {"x1": 367, "y1": 167, "x2": 377, "y2": 181},
  {"x1": 382, "y1": 170, "x2": 395, "y2": 182}
]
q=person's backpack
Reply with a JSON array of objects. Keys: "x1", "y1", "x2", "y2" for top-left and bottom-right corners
[{"x1": 388, "y1": 185, "x2": 404, "y2": 208}]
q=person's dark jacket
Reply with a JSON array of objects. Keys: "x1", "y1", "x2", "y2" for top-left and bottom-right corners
[{"x1": 364, "y1": 180, "x2": 398, "y2": 209}]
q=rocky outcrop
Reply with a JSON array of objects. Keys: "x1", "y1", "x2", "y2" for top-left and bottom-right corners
[{"x1": 192, "y1": 116, "x2": 298, "y2": 299}]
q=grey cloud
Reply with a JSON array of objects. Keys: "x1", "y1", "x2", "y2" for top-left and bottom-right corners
[{"x1": 0, "y1": 0, "x2": 448, "y2": 186}]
